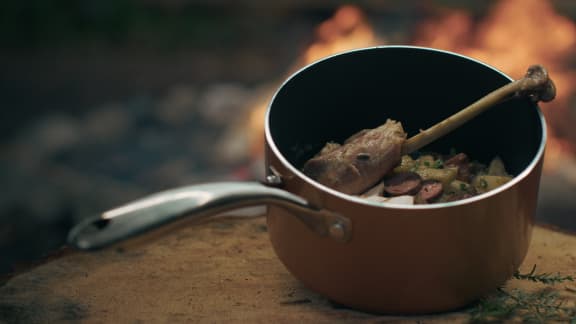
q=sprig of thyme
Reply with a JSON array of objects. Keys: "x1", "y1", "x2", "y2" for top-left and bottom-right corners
[
  {"x1": 514, "y1": 264, "x2": 575, "y2": 284},
  {"x1": 469, "y1": 265, "x2": 576, "y2": 323},
  {"x1": 469, "y1": 289, "x2": 516, "y2": 322},
  {"x1": 471, "y1": 288, "x2": 575, "y2": 323}
]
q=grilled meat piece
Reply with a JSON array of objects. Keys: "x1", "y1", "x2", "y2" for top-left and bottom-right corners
[{"x1": 302, "y1": 119, "x2": 406, "y2": 195}]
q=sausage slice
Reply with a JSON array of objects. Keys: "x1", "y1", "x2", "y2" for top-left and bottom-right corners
[
  {"x1": 416, "y1": 180, "x2": 444, "y2": 203},
  {"x1": 383, "y1": 172, "x2": 422, "y2": 196},
  {"x1": 444, "y1": 153, "x2": 469, "y2": 166},
  {"x1": 445, "y1": 153, "x2": 472, "y2": 181}
]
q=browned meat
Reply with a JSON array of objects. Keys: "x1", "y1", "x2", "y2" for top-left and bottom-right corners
[
  {"x1": 416, "y1": 180, "x2": 444, "y2": 203},
  {"x1": 318, "y1": 142, "x2": 341, "y2": 156},
  {"x1": 383, "y1": 172, "x2": 422, "y2": 196},
  {"x1": 445, "y1": 153, "x2": 469, "y2": 166},
  {"x1": 445, "y1": 153, "x2": 472, "y2": 182},
  {"x1": 301, "y1": 65, "x2": 554, "y2": 199},
  {"x1": 302, "y1": 119, "x2": 407, "y2": 195}
]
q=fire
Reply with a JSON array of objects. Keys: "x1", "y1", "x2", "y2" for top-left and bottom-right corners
[
  {"x1": 248, "y1": 5, "x2": 380, "y2": 158},
  {"x1": 249, "y1": 1, "x2": 576, "y2": 171},
  {"x1": 413, "y1": 0, "x2": 576, "y2": 171},
  {"x1": 302, "y1": 5, "x2": 381, "y2": 65}
]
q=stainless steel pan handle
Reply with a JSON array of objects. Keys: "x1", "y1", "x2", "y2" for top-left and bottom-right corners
[{"x1": 68, "y1": 182, "x2": 351, "y2": 250}]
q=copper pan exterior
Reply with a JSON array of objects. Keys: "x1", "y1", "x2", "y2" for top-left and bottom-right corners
[
  {"x1": 67, "y1": 46, "x2": 546, "y2": 315},
  {"x1": 264, "y1": 46, "x2": 546, "y2": 313}
]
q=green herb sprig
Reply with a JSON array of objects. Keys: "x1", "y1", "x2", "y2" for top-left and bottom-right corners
[
  {"x1": 469, "y1": 265, "x2": 576, "y2": 323},
  {"x1": 513, "y1": 264, "x2": 575, "y2": 284},
  {"x1": 433, "y1": 159, "x2": 444, "y2": 169}
]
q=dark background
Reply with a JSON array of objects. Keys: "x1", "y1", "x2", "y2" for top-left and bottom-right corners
[{"x1": 1, "y1": 0, "x2": 576, "y2": 272}]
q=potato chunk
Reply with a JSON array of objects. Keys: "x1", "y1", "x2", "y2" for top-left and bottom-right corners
[
  {"x1": 415, "y1": 167, "x2": 458, "y2": 187},
  {"x1": 393, "y1": 155, "x2": 416, "y2": 173},
  {"x1": 472, "y1": 175, "x2": 513, "y2": 193},
  {"x1": 488, "y1": 156, "x2": 509, "y2": 176},
  {"x1": 448, "y1": 180, "x2": 473, "y2": 193}
]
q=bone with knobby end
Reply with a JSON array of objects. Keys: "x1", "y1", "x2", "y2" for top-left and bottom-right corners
[
  {"x1": 302, "y1": 64, "x2": 555, "y2": 196},
  {"x1": 401, "y1": 64, "x2": 556, "y2": 155}
]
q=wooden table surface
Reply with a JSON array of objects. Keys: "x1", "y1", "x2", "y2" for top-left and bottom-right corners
[{"x1": 1, "y1": 216, "x2": 575, "y2": 323}]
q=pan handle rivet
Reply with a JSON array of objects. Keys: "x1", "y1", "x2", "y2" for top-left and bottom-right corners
[
  {"x1": 329, "y1": 222, "x2": 346, "y2": 240},
  {"x1": 266, "y1": 174, "x2": 282, "y2": 185},
  {"x1": 265, "y1": 167, "x2": 284, "y2": 186}
]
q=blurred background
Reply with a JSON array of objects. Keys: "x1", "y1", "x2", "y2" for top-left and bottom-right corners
[{"x1": 1, "y1": 0, "x2": 576, "y2": 272}]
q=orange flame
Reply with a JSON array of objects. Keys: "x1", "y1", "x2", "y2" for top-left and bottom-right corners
[
  {"x1": 413, "y1": 0, "x2": 576, "y2": 170},
  {"x1": 248, "y1": 5, "x2": 379, "y2": 158},
  {"x1": 303, "y1": 5, "x2": 381, "y2": 64},
  {"x1": 249, "y1": 1, "x2": 576, "y2": 171}
]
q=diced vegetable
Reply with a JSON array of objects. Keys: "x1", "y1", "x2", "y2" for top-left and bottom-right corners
[
  {"x1": 393, "y1": 155, "x2": 416, "y2": 173},
  {"x1": 415, "y1": 167, "x2": 458, "y2": 187},
  {"x1": 472, "y1": 175, "x2": 513, "y2": 193},
  {"x1": 449, "y1": 180, "x2": 472, "y2": 193},
  {"x1": 384, "y1": 195, "x2": 415, "y2": 205},
  {"x1": 362, "y1": 151, "x2": 514, "y2": 204},
  {"x1": 488, "y1": 156, "x2": 508, "y2": 176},
  {"x1": 418, "y1": 155, "x2": 435, "y2": 167}
]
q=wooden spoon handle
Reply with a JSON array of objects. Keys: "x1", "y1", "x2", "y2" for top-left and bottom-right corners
[{"x1": 401, "y1": 65, "x2": 556, "y2": 155}]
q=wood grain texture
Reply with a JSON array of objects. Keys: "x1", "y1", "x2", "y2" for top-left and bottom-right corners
[{"x1": 1, "y1": 216, "x2": 574, "y2": 323}]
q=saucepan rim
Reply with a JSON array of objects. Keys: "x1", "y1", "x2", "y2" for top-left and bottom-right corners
[{"x1": 264, "y1": 45, "x2": 547, "y2": 210}]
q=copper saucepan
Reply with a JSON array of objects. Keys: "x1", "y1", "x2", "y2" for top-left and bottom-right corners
[{"x1": 68, "y1": 46, "x2": 546, "y2": 314}]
